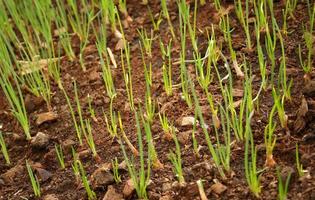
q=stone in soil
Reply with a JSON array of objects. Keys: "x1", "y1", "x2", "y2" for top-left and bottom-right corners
[
  {"x1": 31, "y1": 132, "x2": 50, "y2": 149},
  {"x1": 43, "y1": 194, "x2": 59, "y2": 200},
  {"x1": 35, "y1": 111, "x2": 58, "y2": 126},
  {"x1": 91, "y1": 164, "x2": 114, "y2": 189},
  {"x1": 1, "y1": 164, "x2": 24, "y2": 183},
  {"x1": 210, "y1": 181, "x2": 227, "y2": 195},
  {"x1": 177, "y1": 130, "x2": 191, "y2": 145},
  {"x1": 103, "y1": 185, "x2": 123, "y2": 200},
  {"x1": 123, "y1": 178, "x2": 135, "y2": 198}
]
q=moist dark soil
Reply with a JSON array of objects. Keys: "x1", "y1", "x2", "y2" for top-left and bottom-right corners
[{"x1": 1, "y1": 1, "x2": 315, "y2": 200}]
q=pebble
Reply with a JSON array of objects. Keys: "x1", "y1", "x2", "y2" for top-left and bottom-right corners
[
  {"x1": 31, "y1": 132, "x2": 50, "y2": 149},
  {"x1": 43, "y1": 194, "x2": 59, "y2": 200},
  {"x1": 91, "y1": 165, "x2": 114, "y2": 189},
  {"x1": 103, "y1": 185, "x2": 123, "y2": 200},
  {"x1": 123, "y1": 179, "x2": 135, "y2": 198}
]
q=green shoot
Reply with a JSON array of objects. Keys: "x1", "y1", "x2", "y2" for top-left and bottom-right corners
[
  {"x1": 272, "y1": 88, "x2": 288, "y2": 130},
  {"x1": 254, "y1": 0, "x2": 268, "y2": 33},
  {"x1": 118, "y1": 113, "x2": 139, "y2": 156},
  {"x1": 295, "y1": 144, "x2": 304, "y2": 177},
  {"x1": 103, "y1": 96, "x2": 119, "y2": 138},
  {"x1": 264, "y1": 106, "x2": 277, "y2": 167},
  {"x1": 26, "y1": 161, "x2": 41, "y2": 197},
  {"x1": 148, "y1": 6, "x2": 162, "y2": 31},
  {"x1": 159, "y1": 38, "x2": 173, "y2": 96},
  {"x1": 121, "y1": 111, "x2": 151, "y2": 199},
  {"x1": 121, "y1": 44, "x2": 135, "y2": 111},
  {"x1": 76, "y1": 160, "x2": 96, "y2": 200},
  {"x1": 84, "y1": 119, "x2": 98, "y2": 158},
  {"x1": 138, "y1": 28, "x2": 153, "y2": 59},
  {"x1": 168, "y1": 128, "x2": 185, "y2": 186},
  {"x1": 0, "y1": 132, "x2": 10, "y2": 165},
  {"x1": 161, "y1": 0, "x2": 176, "y2": 39},
  {"x1": 142, "y1": 116, "x2": 163, "y2": 169},
  {"x1": 55, "y1": 2, "x2": 76, "y2": 61},
  {"x1": 265, "y1": 18, "x2": 277, "y2": 86},
  {"x1": 55, "y1": 144, "x2": 65, "y2": 169},
  {"x1": 277, "y1": 167, "x2": 291, "y2": 200},
  {"x1": 235, "y1": 0, "x2": 252, "y2": 50},
  {"x1": 213, "y1": 0, "x2": 221, "y2": 11},
  {"x1": 159, "y1": 112, "x2": 173, "y2": 141},
  {"x1": 244, "y1": 121, "x2": 261, "y2": 197},
  {"x1": 192, "y1": 81, "x2": 226, "y2": 179},
  {"x1": 71, "y1": 147, "x2": 80, "y2": 182},
  {"x1": 112, "y1": 157, "x2": 121, "y2": 183},
  {"x1": 0, "y1": 48, "x2": 30, "y2": 140},
  {"x1": 87, "y1": 94, "x2": 97, "y2": 121},
  {"x1": 298, "y1": 3, "x2": 315, "y2": 74},
  {"x1": 256, "y1": 22, "x2": 268, "y2": 90},
  {"x1": 62, "y1": 86, "x2": 82, "y2": 145},
  {"x1": 277, "y1": 25, "x2": 293, "y2": 101}
]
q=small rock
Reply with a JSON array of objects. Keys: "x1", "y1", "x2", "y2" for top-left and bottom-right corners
[
  {"x1": 36, "y1": 111, "x2": 58, "y2": 126},
  {"x1": 31, "y1": 132, "x2": 50, "y2": 149},
  {"x1": 123, "y1": 179, "x2": 135, "y2": 198},
  {"x1": 0, "y1": 178, "x2": 4, "y2": 185},
  {"x1": 303, "y1": 80, "x2": 315, "y2": 97},
  {"x1": 91, "y1": 165, "x2": 114, "y2": 189},
  {"x1": 162, "y1": 182, "x2": 172, "y2": 192},
  {"x1": 210, "y1": 181, "x2": 227, "y2": 195},
  {"x1": 35, "y1": 167, "x2": 52, "y2": 182},
  {"x1": 302, "y1": 133, "x2": 315, "y2": 143},
  {"x1": 118, "y1": 160, "x2": 127, "y2": 170},
  {"x1": 159, "y1": 195, "x2": 172, "y2": 200},
  {"x1": 24, "y1": 94, "x2": 44, "y2": 112},
  {"x1": 1, "y1": 164, "x2": 24, "y2": 183},
  {"x1": 62, "y1": 139, "x2": 76, "y2": 152},
  {"x1": 180, "y1": 116, "x2": 197, "y2": 126},
  {"x1": 88, "y1": 68, "x2": 100, "y2": 82},
  {"x1": 43, "y1": 194, "x2": 59, "y2": 200},
  {"x1": 178, "y1": 130, "x2": 191, "y2": 145},
  {"x1": 78, "y1": 149, "x2": 91, "y2": 160},
  {"x1": 103, "y1": 185, "x2": 123, "y2": 200}
]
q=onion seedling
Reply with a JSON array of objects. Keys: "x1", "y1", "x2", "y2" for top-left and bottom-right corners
[
  {"x1": 112, "y1": 157, "x2": 121, "y2": 183},
  {"x1": 26, "y1": 160, "x2": 41, "y2": 197},
  {"x1": 161, "y1": 0, "x2": 176, "y2": 39},
  {"x1": 121, "y1": 111, "x2": 151, "y2": 200},
  {"x1": 244, "y1": 121, "x2": 261, "y2": 197},
  {"x1": 148, "y1": 6, "x2": 162, "y2": 31},
  {"x1": 118, "y1": 113, "x2": 139, "y2": 156},
  {"x1": 277, "y1": 167, "x2": 291, "y2": 200},
  {"x1": 55, "y1": 144, "x2": 65, "y2": 169},
  {"x1": 295, "y1": 144, "x2": 305, "y2": 177},
  {"x1": 168, "y1": 127, "x2": 185, "y2": 186},
  {"x1": 76, "y1": 160, "x2": 96, "y2": 200},
  {"x1": 298, "y1": 3, "x2": 315, "y2": 74},
  {"x1": 272, "y1": 88, "x2": 288, "y2": 130},
  {"x1": 0, "y1": 43, "x2": 30, "y2": 140},
  {"x1": 235, "y1": 0, "x2": 252, "y2": 50},
  {"x1": 142, "y1": 116, "x2": 163, "y2": 169},
  {"x1": 84, "y1": 119, "x2": 98, "y2": 158},
  {"x1": 159, "y1": 112, "x2": 173, "y2": 141},
  {"x1": 264, "y1": 106, "x2": 277, "y2": 167},
  {"x1": 160, "y1": 38, "x2": 173, "y2": 96},
  {"x1": 62, "y1": 86, "x2": 83, "y2": 145},
  {"x1": 0, "y1": 132, "x2": 10, "y2": 165}
]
